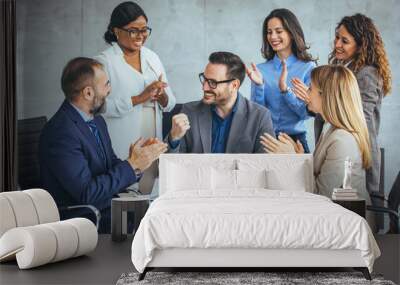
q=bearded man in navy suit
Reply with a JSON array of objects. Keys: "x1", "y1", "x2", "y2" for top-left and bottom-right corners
[{"x1": 39, "y1": 57, "x2": 167, "y2": 233}]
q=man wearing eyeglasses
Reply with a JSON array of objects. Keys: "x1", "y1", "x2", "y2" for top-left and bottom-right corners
[{"x1": 166, "y1": 51, "x2": 274, "y2": 153}]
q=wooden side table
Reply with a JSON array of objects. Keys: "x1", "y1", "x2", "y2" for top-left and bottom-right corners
[
  {"x1": 333, "y1": 199, "x2": 366, "y2": 218},
  {"x1": 111, "y1": 195, "x2": 150, "y2": 242}
]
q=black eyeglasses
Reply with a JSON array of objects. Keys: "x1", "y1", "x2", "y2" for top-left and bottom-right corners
[
  {"x1": 198, "y1": 73, "x2": 236, "y2": 89},
  {"x1": 118, "y1": 26, "x2": 152, "y2": 38}
]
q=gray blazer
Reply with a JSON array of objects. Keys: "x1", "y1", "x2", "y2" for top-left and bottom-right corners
[
  {"x1": 314, "y1": 125, "x2": 370, "y2": 203},
  {"x1": 314, "y1": 66, "x2": 383, "y2": 194},
  {"x1": 168, "y1": 94, "x2": 274, "y2": 153}
]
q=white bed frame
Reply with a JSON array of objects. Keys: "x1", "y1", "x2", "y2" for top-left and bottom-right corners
[
  {"x1": 139, "y1": 154, "x2": 371, "y2": 280},
  {"x1": 148, "y1": 248, "x2": 365, "y2": 268}
]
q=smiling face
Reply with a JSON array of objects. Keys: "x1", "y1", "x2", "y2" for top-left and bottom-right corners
[
  {"x1": 267, "y1": 17, "x2": 292, "y2": 55},
  {"x1": 334, "y1": 25, "x2": 358, "y2": 62},
  {"x1": 114, "y1": 16, "x2": 148, "y2": 53},
  {"x1": 201, "y1": 63, "x2": 235, "y2": 106}
]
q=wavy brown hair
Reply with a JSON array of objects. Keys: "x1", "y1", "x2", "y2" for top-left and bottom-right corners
[
  {"x1": 329, "y1": 13, "x2": 392, "y2": 95},
  {"x1": 262, "y1": 8, "x2": 316, "y2": 63}
]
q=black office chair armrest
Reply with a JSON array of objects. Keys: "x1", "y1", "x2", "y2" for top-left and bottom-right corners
[
  {"x1": 59, "y1": 205, "x2": 101, "y2": 230},
  {"x1": 367, "y1": 206, "x2": 400, "y2": 233},
  {"x1": 370, "y1": 192, "x2": 388, "y2": 202},
  {"x1": 366, "y1": 205, "x2": 399, "y2": 219}
]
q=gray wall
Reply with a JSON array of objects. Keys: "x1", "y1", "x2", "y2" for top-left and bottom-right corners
[{"x1": 17, "y1": 0, "x2": 400, "y2": 194}]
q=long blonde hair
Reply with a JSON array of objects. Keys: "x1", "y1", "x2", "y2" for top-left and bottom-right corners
[{"x1": 311, "y1": 65, "x2": 371, "y2": 169}]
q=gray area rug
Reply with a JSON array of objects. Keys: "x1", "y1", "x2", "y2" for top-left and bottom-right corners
[{"x1": 116, "y1": 271, "x2": 396, "y2": 285}]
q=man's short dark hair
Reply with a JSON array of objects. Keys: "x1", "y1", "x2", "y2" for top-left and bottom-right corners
[
  {"x1": 61, "y1": 57, "x2": 103, "y2": 101},
  {"x1": 208, "y1": 51, "x2": 246, "y2": 86}
]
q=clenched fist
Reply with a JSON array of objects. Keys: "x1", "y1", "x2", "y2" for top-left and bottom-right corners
[{"x1": 170, "y1": 113, "x2": 190, "y2": 141}]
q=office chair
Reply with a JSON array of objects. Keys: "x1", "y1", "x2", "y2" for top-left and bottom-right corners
[
  {"x1": 367, "y1": 169, "x2": 400, "y2": 234},
  {"x1": 17, "y1": 116, "x2": 47, "y2": 189},
  {"x1": 17, "y1": 116, "x2": 101, "y2": 229}
]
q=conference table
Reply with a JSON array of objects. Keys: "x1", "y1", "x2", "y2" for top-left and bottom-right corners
[{"x1": 0, "y1": 234, "x2": 398, "y2": 284}]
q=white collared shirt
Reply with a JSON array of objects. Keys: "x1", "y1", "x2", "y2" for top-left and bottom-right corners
[
  {"x1": 69, "y1": 102, "x2": 93, "y2": 123},
  {"x1": 95, "y1": 43, "x2": 176, "y2": 158}
]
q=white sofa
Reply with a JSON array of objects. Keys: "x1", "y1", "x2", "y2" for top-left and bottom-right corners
[{"x1": 0, "y1": 189, "x2": 98, "y2": 269}]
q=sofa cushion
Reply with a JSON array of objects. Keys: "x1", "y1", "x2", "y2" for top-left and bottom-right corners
[{"x1": 0, "y1": 218, "x2": 97, "y2": 269}]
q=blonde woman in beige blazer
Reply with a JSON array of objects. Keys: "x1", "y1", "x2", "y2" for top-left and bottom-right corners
[
  {"x1": 261, "y1": 65, "x2": 372, "y2": 205},
  {"x1": 313, "y1": 124, "x2": 369, "y2": 202}
]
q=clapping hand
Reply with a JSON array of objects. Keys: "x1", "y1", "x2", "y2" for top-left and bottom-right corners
[
  {"x1": 291, "y1": 77, "x2": 310, "y2": 104},
  {"x1": 142, "y1": 77, "x2": 167, "y2": 100},
  {"x1": 260, "y1": 132, "x2": 303, "y2": 154},
  {"x1": 142, "y1": 137, "x2": 159, "y2": 146},
  {"x1": 278, "y1": 60, "x2": 288, "y2": 92},
  {"x1": 246, "y1": 60, "x2": 289, "y2": 93},
  {"x1": 276, "y1": 133, "x2": 304, "y2": 154},
  {"x1": 151, "y1": 74, "x2": 169, "y2": 107},
  {"x1": 128, "y1": 137, "x2": 168, "y2": 172},
  {"x1": 246, "y1": 63, "x2": 263, "y2": 86}
]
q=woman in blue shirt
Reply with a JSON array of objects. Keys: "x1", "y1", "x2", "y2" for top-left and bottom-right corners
[{"x1": 247, "y1": 8, "x2": 316, "y2": 152}]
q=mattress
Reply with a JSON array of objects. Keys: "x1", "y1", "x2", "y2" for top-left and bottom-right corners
[{"x1": 131, "y1": 190, "x2": 380, "y2": 273}]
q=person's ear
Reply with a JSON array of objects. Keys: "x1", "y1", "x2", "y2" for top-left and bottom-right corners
[
  {"x1": 81, "y1": 86, "x2": 94, "y2": 100},
  {"x1": 232, "y1": 79, "x2": 240, "y2": 91},
  {"x1": 113, "y1": 27, "x2": 119, "y2": 40}
]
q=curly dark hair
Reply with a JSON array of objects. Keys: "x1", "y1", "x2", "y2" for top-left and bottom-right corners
[
  {"x1": 329, "y1": 13, "x2": 392, "y2": 95},
  {"x1": 261, "y1": 8, "x2": 316, "y2": 63}
]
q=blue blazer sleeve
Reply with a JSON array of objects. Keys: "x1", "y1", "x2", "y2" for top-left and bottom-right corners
[{"x1": 42, "y1": 123, "x2": 138, "y2": 210}]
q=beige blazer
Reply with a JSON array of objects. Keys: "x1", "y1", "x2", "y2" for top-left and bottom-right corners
[
  {"x1": 313, "y1": 125, "x2": 370, "y2": 203},
  {"x1": 314, "y1": 66, "x2": 383, "y2": 195}
]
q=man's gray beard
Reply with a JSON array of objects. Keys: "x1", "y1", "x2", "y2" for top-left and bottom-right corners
[{"x1": 91, "y1": 101, "x2": 107, "y2": 116}]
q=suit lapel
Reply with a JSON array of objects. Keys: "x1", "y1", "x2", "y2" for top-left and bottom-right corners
[
  {"x1": 94, "y1": 116, "x2": 111, "y2": 168},
  {"x1": 198, "y1": 105, "x2": 212, "y2": 153},
  {"x1": 226, "y1": 95, "x2": 246, "y2": 153},
  {"x1": 62, "y1": 101, "x2": 107, "y2": 168}
]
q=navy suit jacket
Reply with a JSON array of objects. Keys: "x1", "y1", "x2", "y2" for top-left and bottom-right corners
[{"x1": 39, "y1": 100, "x2": 138, "y2": 231}]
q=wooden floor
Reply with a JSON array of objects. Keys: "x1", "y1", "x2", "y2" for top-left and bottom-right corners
[
  {"x1": 0, "y1": 234, "x2": 398, "y2": 284},
  {"x1": 374, "y1": 234, "x2": 400, "y2": 284}
]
